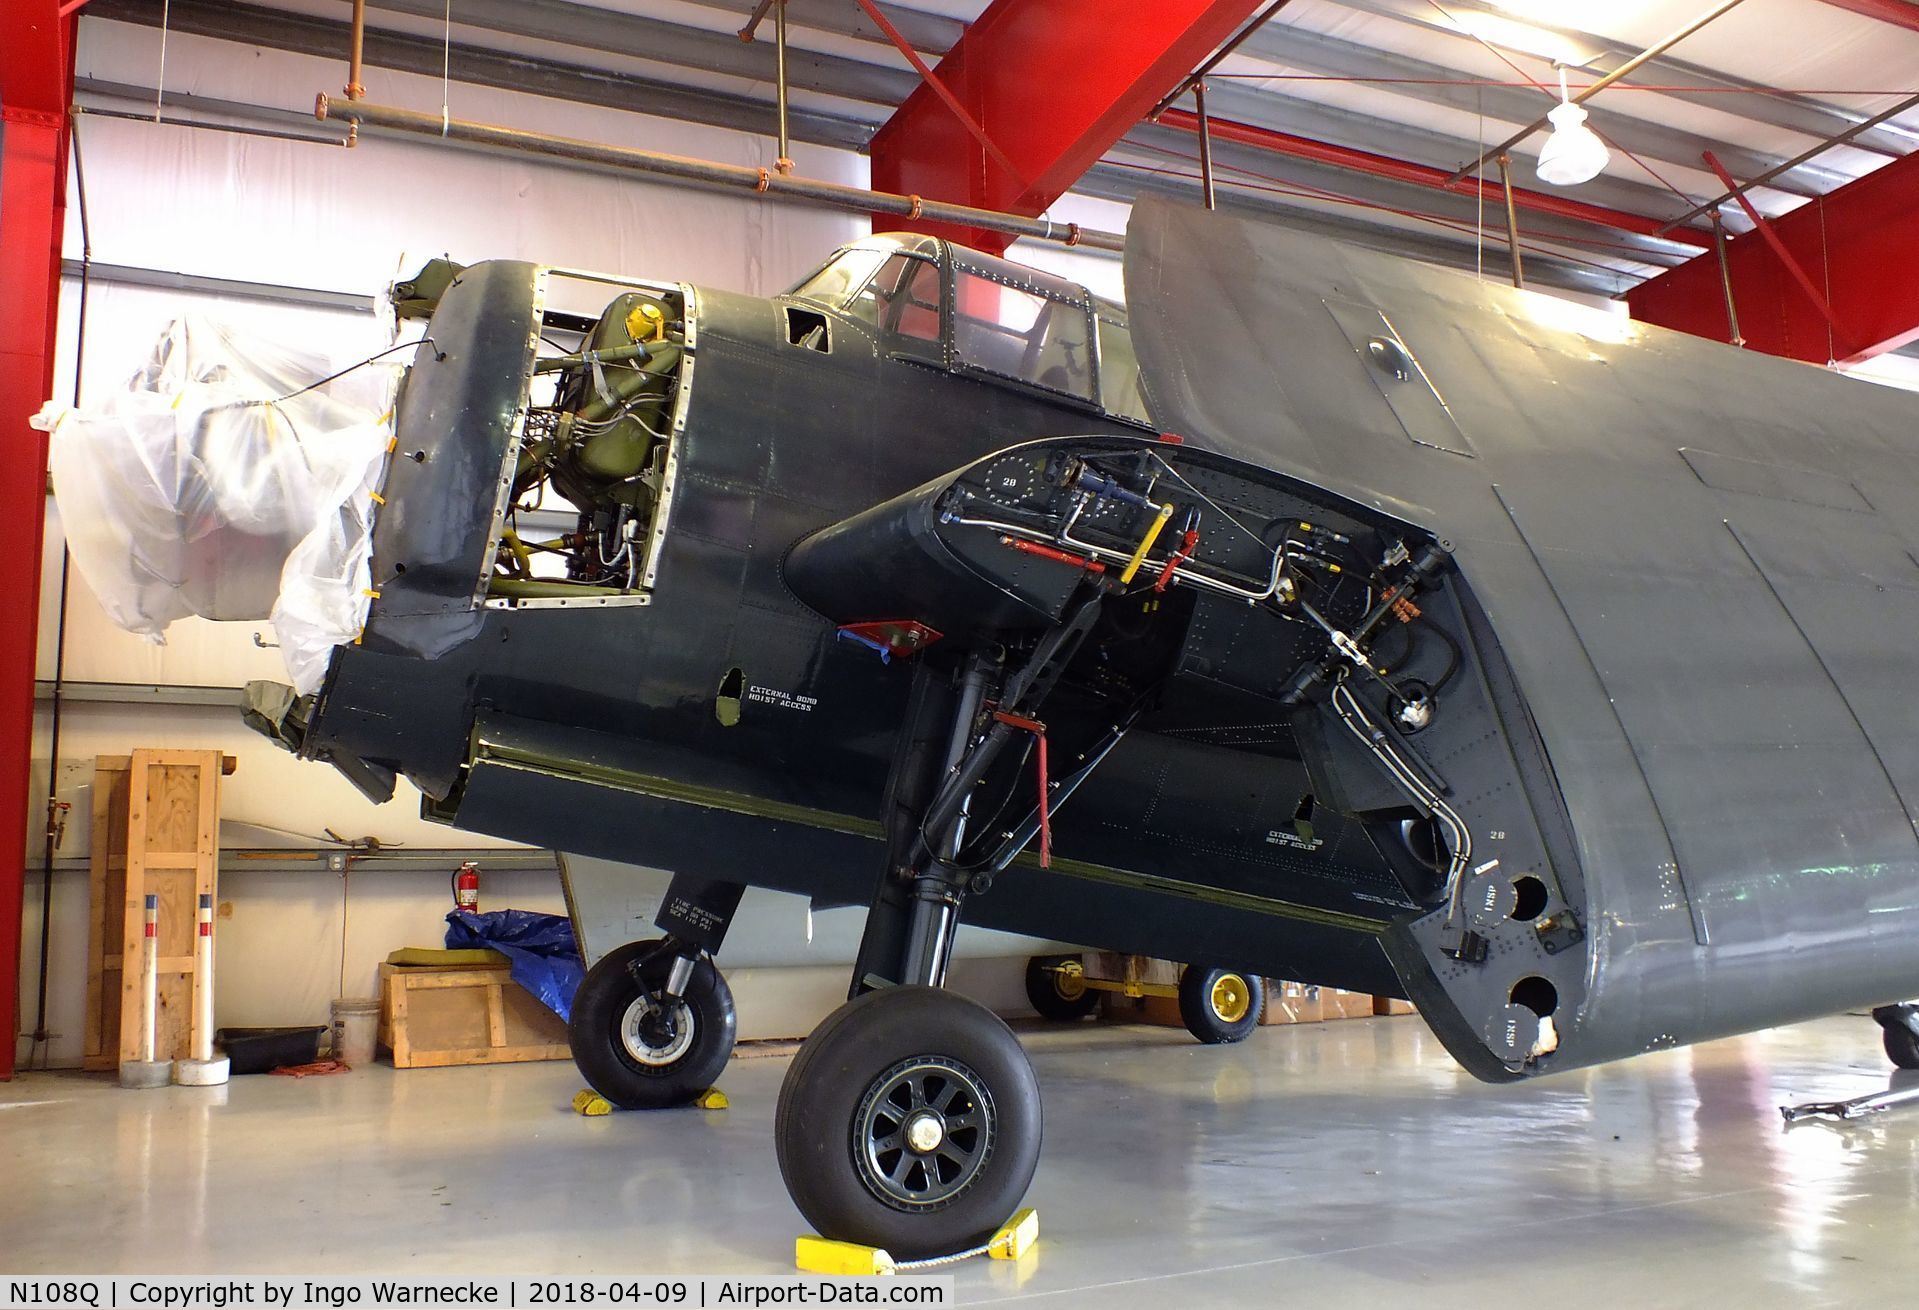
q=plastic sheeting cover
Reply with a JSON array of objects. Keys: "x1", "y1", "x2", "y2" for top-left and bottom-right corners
[{"x1": 34, "y1": 316, "x2": 396, "y2": 694}]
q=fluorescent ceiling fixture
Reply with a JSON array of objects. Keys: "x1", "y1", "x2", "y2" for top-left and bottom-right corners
[
  {"x1": 1486, "y1": 0, "x2": 1662, "y2": 31},
  {"x1": 1448, "y1": 11, "x2": 1593, "y2": 65},
  {"x1": 1535, "y1": 67, "x2": 1611, "y2": 186}
]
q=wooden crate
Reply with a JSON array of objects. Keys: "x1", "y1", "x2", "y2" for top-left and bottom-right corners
[
  {"x1": 1267, "y1": 980, "x2": 1325, "y2": 1025},
  {"x1": 82, "y1": 758, "x2": 131, "y2": 1071},
  {"x1": 1322, "y1": 988, "x2": 1377, "y2": 1020},
  {"x1": 83, "y1": 750, "x2": 230, "y2": 1071},
  {"x1": 379, "y1": 962, "x2": 570, "y2": 1068}
]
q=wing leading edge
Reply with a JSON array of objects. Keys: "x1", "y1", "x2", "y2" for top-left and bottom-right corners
[{"x1": 1123, "y1": 195, "x2": 1919, "y2": 1076}]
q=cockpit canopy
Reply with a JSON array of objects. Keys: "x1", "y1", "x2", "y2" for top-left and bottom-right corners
[{"x1": 786, "y1": 234, "x2": 1150, "y2": 425}]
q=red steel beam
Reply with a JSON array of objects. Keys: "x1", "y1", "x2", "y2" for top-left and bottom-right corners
[
  {"x1": 1, "y1": 1, "x2": 73, "y2": 1081},
  {"x1": 1627, "y1": 147, "x2": 1919, "y2": 364},
  {"x1": 1158, "y1": 108, "x2": 1711, "y2": 249},
  {"x1": 852, "y1": 0, "x2": 1029, "y2": 194},
  {"x1": 1819, "y1": 0, "x2": 1919, "y2": 31},
  {"x1": 867, "y1": 0, "x2": 1272, "y2": 252}
]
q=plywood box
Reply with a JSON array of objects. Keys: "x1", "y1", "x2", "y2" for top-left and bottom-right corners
[
  {"x1": 1267, "y1": 981, "x2": 1324, "y2": 1024},
  {"x1": 1088, "y1": 953, "x2": 1181, "y2": 990},
  {"x1": 82, "y1": 758, "x2": 132, "y2": 1071},
  {"x1": 1128, "y1": 994, "x2": 1183, "y2": 1028},
  {"x1": 379, "y1": 962, "x2": 570, "y2": 1069},
  {"x1": 1322, "y1": 988, "x2": 1377, "y2": 1020},
  {"x1": 84, "y1": 750, "x2": 230, "y2": 1071}
]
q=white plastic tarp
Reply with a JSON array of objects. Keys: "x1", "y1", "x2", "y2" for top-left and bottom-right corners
[{"x1": 34, "y1": 315, "x2": 396, "y2": 694}]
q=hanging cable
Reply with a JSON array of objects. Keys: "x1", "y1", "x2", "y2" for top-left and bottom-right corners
[
  {"x1": 273, "y1": 338, "x2": 431, "y2": 403},
  {"x1": 1820, "y1": 196, "x2": 1836, "y2": 366},
  {"x1": 155, "y1": 0, "x2": 172, "y2": 122},
  {"x1": 1423, "y1": 0, "x2": 1706, "y2": 213},
  {"x1": 31, "y1": 116, "x2": 92, "y2": 1072}
]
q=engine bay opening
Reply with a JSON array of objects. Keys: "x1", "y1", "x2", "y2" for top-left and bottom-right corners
[{"x1": 487, "y1": 272, "x2": 692, "y2": 608}]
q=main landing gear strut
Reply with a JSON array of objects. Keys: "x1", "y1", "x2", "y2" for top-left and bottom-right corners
[{"x1": 775, "y1": 595, "x2": 1103, "y2": 1259}]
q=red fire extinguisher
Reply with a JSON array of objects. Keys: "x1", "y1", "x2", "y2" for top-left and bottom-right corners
[{"x1": 453, "y1": 861, "x2": 480, "y2": 916}]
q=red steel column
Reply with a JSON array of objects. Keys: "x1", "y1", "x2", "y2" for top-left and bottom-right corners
[
  {"x1": 1, "y1": 3, "x2": 74, "y2": 1080},
  {"x1": 868, "y1": 0, "x2": 1270, "y2": 252},
  {"x1": 1626, "y1": 149, "x2": 1919, "y2": 364}
]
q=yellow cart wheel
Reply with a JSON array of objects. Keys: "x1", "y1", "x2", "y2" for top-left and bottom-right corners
[
  {"x1": 1025, "y1": 954, "x2": 1099, "y2": 1022},
  {"x1": 1177, "y1": 966, "x2": 1265, "y2": 1044}
]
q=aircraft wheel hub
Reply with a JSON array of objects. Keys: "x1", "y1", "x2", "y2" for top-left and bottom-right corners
[
  {"x1": 855, "y1": 1057, "x2": 996, "y2": 1208},
  {"x1": 904, "y1": 1111, "x2": 945, "y2": 1153},
  {"x1": 621, "y1": 996, "x2": 695, "y2": 1067}
]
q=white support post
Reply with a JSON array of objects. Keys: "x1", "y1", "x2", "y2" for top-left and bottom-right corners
[
  {"x1": 120, "y1": 893, "x2": 171, "y2": 1088},
  {"x1": 175, "y1": 893, "x2": 229, "y2": 1085}
]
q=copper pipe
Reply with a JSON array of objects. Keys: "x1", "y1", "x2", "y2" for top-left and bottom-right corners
[
  {"x1": 1497, "y1": 154, "x2": 1525, "y2": 289},
  {"x1": 1148, "y1": 0, "x2": 1301, "y2": 120},
  {"x1": 1446, "y1": 0, "x2": 1748, "y2": 184},
  {"x1": 773, "y1": 0, "x2": 792, "y2": 173},
  {"x1": 1194, "y1": 80, "x2": 1216, "y2": 211},
  {"x1": 1655, "y1": 90, "x2": 1919, "y2": 235},
  {"x1": 1711, "y1": 214, "x2": 1745, "y2": 346},
  {"x1": 738, "y1": 0, "x2": 777, "y2": 43},
  {"x1": 345, "y1": 0, "x2": 366, "y2": 99},
  {"x1": 316, "y1": 94, "x2": 1124, "y2": 251}
]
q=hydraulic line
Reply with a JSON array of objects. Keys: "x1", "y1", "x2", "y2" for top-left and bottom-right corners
[
  {"x1": 1331, "y1": 677, "x2": 1472, "y2": 917},
  {"x1": 957, "y1": 510, "x2": 1283, "y2": 601}
]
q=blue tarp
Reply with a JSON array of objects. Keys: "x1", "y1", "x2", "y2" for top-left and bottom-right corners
[{"x1": 445, "y1": 908, "x2": 583, "y2": 1021}]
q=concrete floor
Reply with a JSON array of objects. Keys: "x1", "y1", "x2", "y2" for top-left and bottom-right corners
[{"x1": 4, "y1": 1013, "x2": 1917, "y2": 1306}]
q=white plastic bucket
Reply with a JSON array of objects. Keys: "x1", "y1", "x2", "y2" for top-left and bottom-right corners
[{"x1": 331, "y1": 996, "x2": 381, "y2": 1066}]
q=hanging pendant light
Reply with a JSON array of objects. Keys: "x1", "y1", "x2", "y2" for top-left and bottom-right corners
[{"x1": 1535, "y1": 66, "x2": 1610, "y2": 187}]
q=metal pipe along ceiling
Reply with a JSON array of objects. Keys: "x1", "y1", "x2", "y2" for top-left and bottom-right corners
[
  {"x1": 1156, "y1": 108, "x2": 1711, "y2": 249},
  {"x1": 313, "y1": 95, "x2": 1126, "y2": 252}
]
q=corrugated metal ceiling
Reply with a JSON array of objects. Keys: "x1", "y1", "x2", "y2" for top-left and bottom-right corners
[{"x1": 84, "y1": 0, "x2": 1919, "y2": 300}]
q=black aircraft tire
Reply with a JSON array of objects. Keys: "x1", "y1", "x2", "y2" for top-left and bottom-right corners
[
  {"x1": 1178, "y1": 967, "x2": 1265, "y2": 1044},
  {"x1": 776, "y1": 986, "x2": 1042, "y2": 1261},
  {"x1": 1885, "y1": 1022, "x2": 1919, "y2": 1070},
  {"x1": 1024, "y1": 955, "x2": 1098, "y2": 1022},
  {"x1": 569, "y1": 939, "x2": 736, "y2": 1109}
]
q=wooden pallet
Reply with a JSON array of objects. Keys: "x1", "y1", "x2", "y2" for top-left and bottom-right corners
[
  {"x1": 379, "y1": 962, "x2": 570, "y2": 1068},
  {"x1": 83, "y1": 750, "x2": 231, "y2": 1070}
]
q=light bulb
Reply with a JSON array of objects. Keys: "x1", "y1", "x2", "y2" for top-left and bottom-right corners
[
  {"x1": 1535, "y1": 101, "x2": 1610, "y2": 186},
  {"x1": 1535, "y1": 67, "x2": 1610, "y2": 188}
]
